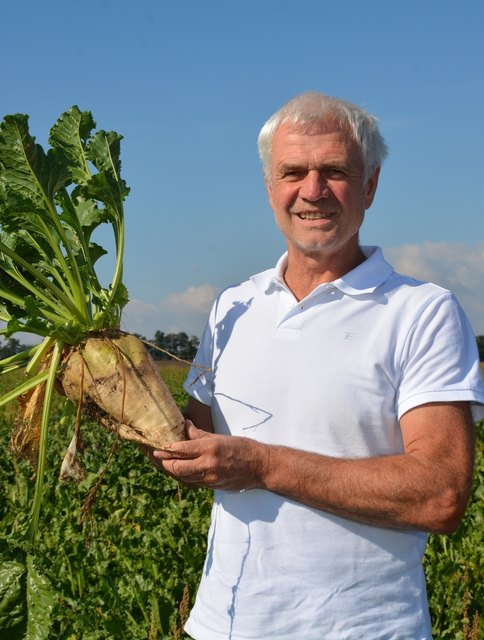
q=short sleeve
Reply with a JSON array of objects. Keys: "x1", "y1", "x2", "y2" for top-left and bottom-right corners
[
  {"x1": 397, "y1": 292, "x2": 484, "y2": 419},
  {"x1": 183, "y1": 307, "x2": 216, "y2": 407}
]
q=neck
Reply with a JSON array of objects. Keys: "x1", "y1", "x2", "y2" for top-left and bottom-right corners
[{"x1": 283, "y1": 245, "x2": 366, "y2": 300}]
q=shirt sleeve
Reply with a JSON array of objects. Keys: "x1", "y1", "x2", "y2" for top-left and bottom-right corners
[
  {"x1": 183, "y1": 305, "x2": 216, "y2": 407},
  {"x1": 396, "y1": 291, "x2": 484, "y2": 420}
]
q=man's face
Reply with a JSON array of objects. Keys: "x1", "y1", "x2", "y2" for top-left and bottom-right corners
[{"x1": 265, "y1": 122, "x2": 379, "y2": 261}]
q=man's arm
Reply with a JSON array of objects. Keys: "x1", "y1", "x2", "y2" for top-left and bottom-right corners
[
  {"x1": 154, "y1": 400, "x2": 475, "y2": 534},
  {"x1": 259, "y1": 401, "x2": 475, "y2": 533}
]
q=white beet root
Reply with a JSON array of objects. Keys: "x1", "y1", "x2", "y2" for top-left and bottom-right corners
[{"x1": 61, "y1": 333, "x2": 186, "y2": 449}]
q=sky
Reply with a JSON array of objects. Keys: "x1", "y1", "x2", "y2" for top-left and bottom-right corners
[{"x1": 1, "y1": 0, "x2": 483, "y2": 340}]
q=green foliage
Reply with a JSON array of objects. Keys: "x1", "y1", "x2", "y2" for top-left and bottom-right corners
[
  {"x1": 0, "y1": 366, "x2": 210, "y2": 639},
  {"x1": 476, "y1": 336, "x2": 484, "y2": 362},
  {"x1": 0, "y1": 106, "x2": 129, "y2": 345},
  {"x1": 0, "y1": 107, "x2": 137, "y2": 635},
  {"x1": 159, "y1": 365, "x2": 190, "y2": 409},
  {"x1": 0, "y1": 557, "x2": 26, "y2": 636},
  {"x1": 424, "y1": 421, "x2": 484, "y2": 639}
]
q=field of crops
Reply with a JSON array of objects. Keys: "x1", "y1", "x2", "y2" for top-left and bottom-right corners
[{"x1": 0, "y1": 364, "x2": 482, "y2": 639}]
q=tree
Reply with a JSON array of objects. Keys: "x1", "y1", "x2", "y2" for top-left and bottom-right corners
[
  {"x1": 149, "y1": 331, "x2": 199, "y2": 361},
  {"x1": 0, "y1": 337, "x2": 24, "y2": 358},
  {"x1": 476, "y1": 336, "x2": 484, "y2": 362}
]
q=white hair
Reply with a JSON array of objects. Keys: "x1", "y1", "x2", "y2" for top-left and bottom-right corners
[{"x1": 257, "y1": 91, "x2": 388, "y2": 183}]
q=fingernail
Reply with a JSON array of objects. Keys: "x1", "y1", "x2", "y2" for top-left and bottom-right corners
[{"x1": 153, "y1": 448, "x2": 170, "y2": 457}]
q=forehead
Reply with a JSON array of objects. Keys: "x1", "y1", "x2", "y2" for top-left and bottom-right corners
[{"x1": 271, "y1": 121, "x2": 361, "y2": 166}]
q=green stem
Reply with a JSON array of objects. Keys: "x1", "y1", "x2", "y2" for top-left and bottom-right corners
[
  {"x1": 96, "y1": 139, "x2": 125, "y2": 325},
  {"x1": 22, "y1": 227, "x2": 80, "y2": 304},
  {"x1": 25, "y1": 336, "x2": 56, "y2": 376},
  {"x1": 0, "y1": 368, "x2": 50, "y2": 408},
  {"x1": 26, "y1": 341, "x2": 64, "y2": 546},
  {"x1": 0, "y1": 344, "x2": 41, "y2": 371},
  {"x1": 37, "y1": 215, "x2": 90, "y2": 320},
  {"x1": 0, "y1": 285, "x2": 26, "y2": 309},
  {"x1": 0, "y1": 286, "x2": 70, "y2": 327},
  {"x1": 0, "y1": 283, "x2": 71, "y2": 327},
  {"x1": 109, "y1": 211, "x2": 125, "y2": 308},
  {"x1": 0, "y1": 241, "x2": 85, "y2": 323}
]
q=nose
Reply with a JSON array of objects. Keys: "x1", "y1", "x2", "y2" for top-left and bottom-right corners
[{"x1": 299, "y1": 170, "x2": 330, "y2": 201}]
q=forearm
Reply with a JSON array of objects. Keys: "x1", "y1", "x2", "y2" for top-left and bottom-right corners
[
  {"x1": 254, "y1": 442, "x2": 465, "y2": 533},
  {"x1": 246, "y1": 402, "x2": 474, "y2": 534}
]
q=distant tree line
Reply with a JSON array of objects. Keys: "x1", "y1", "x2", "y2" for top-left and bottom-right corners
[
  {"x1": 0, "y1": 337, "x2": 27, "y2": 359},
  {"x1": 1, "y1": 334, "x2": 483, "y2": 362},
  {"x1": 0, "y1": 332, "x2": 200, "y2": 363},
  {"x1": 142, "y1": 331, "x2": 200, "y2": 362}
]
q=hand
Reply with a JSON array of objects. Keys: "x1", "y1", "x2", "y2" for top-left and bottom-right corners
[{"x1": 151, "y1": 420, "x2": 266, "y2": 491}]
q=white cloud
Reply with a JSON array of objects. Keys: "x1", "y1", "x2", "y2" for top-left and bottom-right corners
[
  {"x1": 121, "y1": 284, "x2": 219, "y2": 339},
  {"x1": 120, "y1": 299, "x2": 160, "y2": 336},
  {"x1": 161, "y1": 284, "x2": 219, "y2": 314},
  {"x1": 385, "y1": 242, "x2": 484, "y2": 335}
]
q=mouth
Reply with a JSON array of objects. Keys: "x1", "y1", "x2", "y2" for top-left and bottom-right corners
[{"x1": 294, "y1": 211, "x2": 335, "y2": 220}]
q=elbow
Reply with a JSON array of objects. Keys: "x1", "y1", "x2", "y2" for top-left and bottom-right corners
[
  {"x1": 425, "y1": 486, "x2": 471, "y2": 534},
  {"x1": 432, "y1": 516, "x2": 464, "y2": 536}
]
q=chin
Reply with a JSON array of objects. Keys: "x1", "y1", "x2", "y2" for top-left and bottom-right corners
[{"x1": 294, "y1": 240, "x2": 338, "y2": 254}]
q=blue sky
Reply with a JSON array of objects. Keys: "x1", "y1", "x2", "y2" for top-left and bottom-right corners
[{"x1": 2, "y1": 0, "x2": 483, "y2": 338}]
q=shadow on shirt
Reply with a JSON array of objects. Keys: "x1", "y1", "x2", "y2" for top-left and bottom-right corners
[{"x1": 204, "y1": 490, "x2": 282, "y2": 639}]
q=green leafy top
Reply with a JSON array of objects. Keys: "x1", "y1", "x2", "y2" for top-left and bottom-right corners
[
  {"x1": 0, "y1": 108, "x2": 132, "y2": 552},
  {"x1": 0, "y1": 106, "x2": 129, "y2": 348}
]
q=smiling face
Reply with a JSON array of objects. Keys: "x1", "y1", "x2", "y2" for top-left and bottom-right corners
[{"x1": 265, "y1": 121, "x2": 380, "y2": 271}]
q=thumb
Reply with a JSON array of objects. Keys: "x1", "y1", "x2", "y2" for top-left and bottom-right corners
[{"x1": 185, "y1": 419, "x2": 211, "y2": 440}]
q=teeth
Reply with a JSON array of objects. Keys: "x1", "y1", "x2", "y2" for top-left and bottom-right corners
[{"x1": 298, "y1": 212, "x2": 331, "y2": 220}]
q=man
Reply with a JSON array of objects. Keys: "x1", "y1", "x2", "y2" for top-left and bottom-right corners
[{"x1": 150, "y1": 92, "x2": 484, "y2": 639}]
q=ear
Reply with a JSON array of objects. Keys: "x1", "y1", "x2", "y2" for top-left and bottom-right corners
[
  {"x1": 264, "y1": 174, "x2": 275, "y2": 211},
  {"x1": 364, "y1": 167, "x2": 380, "y2": 209}
]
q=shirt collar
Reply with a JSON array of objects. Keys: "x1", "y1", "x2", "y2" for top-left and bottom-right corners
[{"x1": 251, "y1": 246, "x2": 394, "y2": 296}]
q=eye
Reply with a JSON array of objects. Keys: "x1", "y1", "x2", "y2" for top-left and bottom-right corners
[
  {"x1": 282, "y1": 168, "x2": 306, "y2": 180},
  {"x1": 324, "y1": 167, "x2": 347, "y2": 179}
]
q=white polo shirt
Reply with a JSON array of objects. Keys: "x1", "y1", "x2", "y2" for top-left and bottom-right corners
[{"x1": 183, "y1": 246, "x2": 484, "y2": 640}]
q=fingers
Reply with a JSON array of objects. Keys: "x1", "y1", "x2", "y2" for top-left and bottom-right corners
[
  {"x1": 185, "y1": 419, "x2": 209, "y2": 440},
  {"x1": 147, "y1": 422, "x2": 243, "y2": 489},
  {"x1": 153, "y1": 442, "x2": 195, "y2": 460},
  {"x1": 162, "y1": 456, "x2": 209, "y2": 486},
  {"x1": 152, "y1": 421, "x2": 212, "y2": 460},
  {"x1": 140, "y1": 420, "x2": 213, "y2": 479}
]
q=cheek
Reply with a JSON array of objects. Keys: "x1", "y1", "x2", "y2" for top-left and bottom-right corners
[
  {"x1": 336, "y1": 185, "x2": 366, "y2": 210},
  {"x1": 271, "y1": 185, "x2": 297, "y2": 212}
]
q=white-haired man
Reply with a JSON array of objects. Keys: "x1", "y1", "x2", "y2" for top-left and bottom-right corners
[{"x1": 150, "y1": 92, "x2": 484, "y2": 639}]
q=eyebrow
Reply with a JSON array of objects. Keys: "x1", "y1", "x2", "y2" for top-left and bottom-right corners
[{"x1": 277, "y1": 160, "x2": 350, "y2": 173}]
